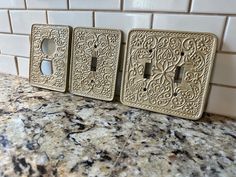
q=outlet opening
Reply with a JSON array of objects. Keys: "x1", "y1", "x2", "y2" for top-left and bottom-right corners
[
  {"x1": 40, "y1": 59, "x2": 53, "y2": 76},
  {"x1": 41, "y1": 38, "x2": 56, "y2": 56}
]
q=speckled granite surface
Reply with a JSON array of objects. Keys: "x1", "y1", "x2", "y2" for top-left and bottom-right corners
[{"x1": 0, "y1": 74, "x2": 235, "y2": 177}]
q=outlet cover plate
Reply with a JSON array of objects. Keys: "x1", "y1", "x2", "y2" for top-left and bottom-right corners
[
  {"x1": 121, "y1": 29, "x2": 217, "y2": 120},
  {"x1": 29, "y1": 24, "x2": 71, "y2": 92},
  {"x1": 69, "y1": 27, "x2": 122, "y2": 101}
]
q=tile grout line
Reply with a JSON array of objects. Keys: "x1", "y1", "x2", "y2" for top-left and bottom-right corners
[
  {"x1": 150, "y1": 13, "x2": 154, "y2": 29},
  {"x1": 92, "y1": 11, "x2": 95, "y2": 27},
  {"x1": 211, "y1": 83, "x2": 236, "y2": 89},
  {"x1": 14, "y1": 56, "x2": 19, "y2": 76},
  {"x1": 120, "y1": 0, "x2": 124, "y2": 11},
  {"x1": 188, "y1": 0, "x2": 193, "y2": 13},
  {"x1": 2, "y1": 8, "x2": 236, "y2": 17},
  {"x1": 67, "y1": 0, "x2": 69, "y2": 10},
  {"x1": 24, "y1": 0, "x2": 27, "y2": 9},
  {"x1": 219, "y1": 16, "x2": 229, "y2": 51},
  {"x1": 7, "y1": 10, "x2": 13, "y2": 33},
  {"x1": 45, "y1": 10, "x2": 49, "y2": 24}
]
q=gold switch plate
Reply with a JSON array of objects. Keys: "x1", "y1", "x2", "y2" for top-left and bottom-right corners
[
  {"x1": 69, "y1": 27, "x2": 122, "y2": 101},
  {"x1": 121, "y1": 29, "x2": 217, "y2": 120},
  {"x1": 29, "y1": 24, "x2": 71, "y2": 92}
]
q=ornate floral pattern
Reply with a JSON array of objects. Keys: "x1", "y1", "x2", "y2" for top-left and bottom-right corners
[
  {"x1": 29, "y1": 24, "x2": 70, "y2": 92},
  {"x1": 121, "y1": 30, "x2": 217, "y2": 119},
  {"x1": 70, "y1": 28, "x2": 121, "y2": 101}
]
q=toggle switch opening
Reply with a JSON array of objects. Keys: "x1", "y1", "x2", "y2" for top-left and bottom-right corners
[
  {"x1": 144, "y1": 62, "x2": 152, "y2": 79},
  {"x1": 91, "y1": 56, "x2": 97, "y2": 71},
  {"x1": 174, "y1": 66, "x2": 184, "y2": 83}
]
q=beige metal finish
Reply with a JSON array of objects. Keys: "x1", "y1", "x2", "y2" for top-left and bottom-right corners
[
  {"x1": 121, "y1": 29, "x2": 217, "y2": 120},
  {"x1": 29, "y1": 24, "x2": 71, "y2": 92},
  {"x1": 69, "y1": 27, "x2": 122, "y2": 101}
]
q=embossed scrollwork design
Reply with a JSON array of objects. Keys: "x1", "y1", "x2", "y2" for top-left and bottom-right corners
[
  {"x1": 122, "y1": 30, "x2": 217, "y2": 119},
  {"x1": 70, "y1": 28, "x2": 121, "y2": 101},
  {"x1": 29, "y1": 24, "x2": 70, "y2": 92}
]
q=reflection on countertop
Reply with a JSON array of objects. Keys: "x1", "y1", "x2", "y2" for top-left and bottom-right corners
[{"x1": 0, "y1": 74, "x2": 235, "y2": 177}]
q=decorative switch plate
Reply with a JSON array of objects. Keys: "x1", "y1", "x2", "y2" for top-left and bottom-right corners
[
  {"x1": 121, "y1": 29, "x2": 217, "y2": 120},
  {"x1": 69, "y1": 27, "x2": 122, "y2": 101},
  {"x1": 29, "y1": 24, "x2": 71, "y2": 92}
]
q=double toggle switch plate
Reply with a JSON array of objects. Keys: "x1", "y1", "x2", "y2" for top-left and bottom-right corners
[
  {"x1": 29, "y1": 24, "x2": 71, "y2": 92},
  {"x1": 120, "y1": 29, "x2": 217, "y2": 120},
  {"x1": 69, "y1": 27, "x2": 122, "y2": 101}
]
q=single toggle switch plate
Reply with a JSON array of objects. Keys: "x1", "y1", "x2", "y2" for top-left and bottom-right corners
[
  {"x1": 29, "y1": 24, "x2": 72, "y2": 92},
  {"x1": 121, "y1": 29, "x2": 217, "y2": 120},
  {"x1": 69, "y1": 27, "x2": 122, "y2": 101}
]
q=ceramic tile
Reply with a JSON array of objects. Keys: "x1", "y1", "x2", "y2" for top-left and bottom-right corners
[
  {"x1": 0, "y1": 34, "x2": 30, "y2": 57},
  {"x1": 10, "y1": 10, "x2": 46, "y2": 34},
  {"x1": 111, "y1": 113, "x2": 236, "y2": 176},
  {"x1": 124, "y1": 0, "x2": 189, "y2": 12},
  {"x1": 0, "y1": 55, "x2": 17, "y2": 75},
  {"x1": 0, "y1": 0, "x2": 25, "y2": 9},
  {"x1": 48, "y1": 11, "x2": 93, "y2": 28},
  {"x1": 153, "y1": 14, "x2": 226, "y2": 48},
  {"x1": 222, "y1": 17, "x2": 236, "y2": 52},
  {"x1": 0, "y1": 10, "x2": 11, "y2": 33},
  {"x1": 26, "y1": 0, "x2": 67, "y2": 9},
  {"x1": 69, "y1": 0, "x2": 120, "y2": 10},
  {"x1": 191, "y1": 0, "x2": 236, "y2": 14},
  {"x1": 211, "y1": 53, "x2": 236, "y2": 87},
  {"x1": 17, "y1": 57, "x2": 29, "y2": 78},
  {"x1": 95, "y1": 12, "x2": 151, "y2": 42},
  {"x1": 206, "y1": 85, "x2": 236, "y2": 118}
]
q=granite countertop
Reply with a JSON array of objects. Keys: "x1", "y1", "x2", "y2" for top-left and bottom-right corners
[{"x1": 0, "y1": 74, "x2": 235, "y2": 177}]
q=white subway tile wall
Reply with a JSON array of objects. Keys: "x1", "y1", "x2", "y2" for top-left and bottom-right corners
[
  {"x1": 0, "y1": 34, "x2": 30, "y2": 57},
  {"x1": 0, "y1": 0, "x2": 25, "y2": 9},
  {"x1": 211, "y1": 53, "x2": 236, "y2": 87},
  {"x1": 0, "y1": 55, "x2": 17, "y2": 75},
  {"x1": 95, "y1": 12, "x2": 152, "y2": 42},
  {"x1": 17, "y1": 57, "x2": 29, "y2": 78},
  {"x1": 10, "y1": 10, "x2": 47, "y2": 34},
  {"x1": 153, "y1": 14, "x2": 226, "y2": 48},
  {"x1": 207, "y1": 86, "x2": 236, "y2": 118},
  {"x1": 26, "y1": 0, "x2": 67, "y2": 10},
  {"x1": 48, "y1": 11, "x2": 93, "y2": 27},
  {"x1": 0, "y1": 0, "x2": 235, "y2": 117},
  {"x1": 191, "y1": 0, "x2": 236, "y2": 14},
  {"x1": 124, "y1": 0, "x2": 189, "y2": 12},
  {"x1": 222, "y1": 17, "x2": 236, "y2": 52},
  {"x1": 0, "y1": 10, "x2": 11, "y2": 33},
  {"x1": 69, "y1": 0, "x2": 120, "y2": 10}
]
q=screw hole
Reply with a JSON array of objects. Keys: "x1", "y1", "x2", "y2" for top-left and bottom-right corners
[
  {"x1": 173, "y1": 92, "x2": 177, "y2": 96},
  {"x1": 94, "y1": 44, "x2": 97, "y2": 48},
  {"x1": 143, "y1": 88, "x2": 147, "y2": 91},
  {"x1": 149, "y1": 49, "x2": 152, "y2": 53},
  {"x1": 91, "y1": 80, "x2": 94, "y2": 83},
  {"x1": 181, "y1": 52, "x2": 184, "y2": 56}
]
